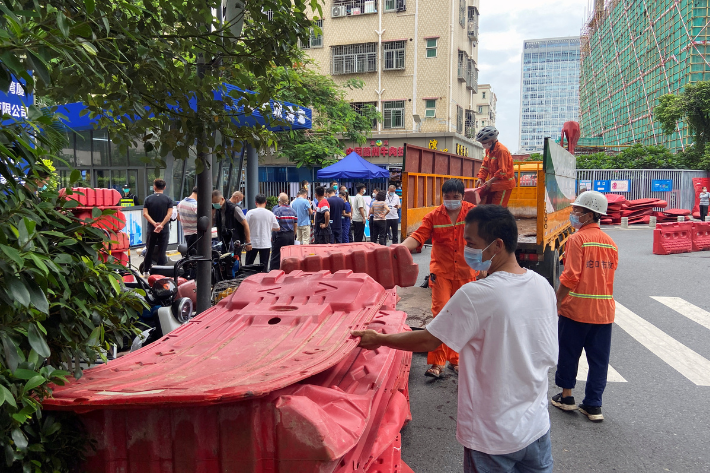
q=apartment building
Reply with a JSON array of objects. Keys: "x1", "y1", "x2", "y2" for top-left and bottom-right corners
[
  {"x1": 472, "y1": 84, "x2": 496, "y2": 137},
  {"x1": 518, "y1": 37, "x2": 580, "y2": 153},
  {"x1": 264, "y1": 0, "x2": 484, "y2": 169}
]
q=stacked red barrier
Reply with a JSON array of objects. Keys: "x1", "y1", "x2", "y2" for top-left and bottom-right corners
[
  {"x1": 652, "y1": 222, "x2": 693, "y2": 255},
  {"x1": 44, "y1": 270, "x2": 415, "y2": 472},
  {"x1": 59, "y1": 187, "x2": 129, "y2": 265},
  {"x1": 281, "y1": 242, "x2": 419, "y2": 289},
  {"x1": 654, "y1": 208, "x2": 692, "y2": 223},
  {"x1": 602, "y1": 194, "x2": 626, "y2": 225}
]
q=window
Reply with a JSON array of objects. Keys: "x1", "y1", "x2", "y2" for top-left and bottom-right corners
[
  {"x1": 332, "y1": 43, "x2": 377, "y2": 75},
  {"x1": 300, "y1": 19, "x2": 323, "y2": 49},
  {"x1": 426, "y1": 38, "x2": 437, "y2": 58},
  {"x1": 459, "y1": 0, "x2": 466, "y2": 27},
  {"x1": 351, "y1": 102, "x2": 378, "y2": 129},
  {"x1": 383, "y1": 100, "x2": 405, "y2": 129},
  {"x1": 482, "y1": 92, "x2": 486, "y2": 99},
  {"x1": 383, "y1": 41, "x2": 406, "y2": 70},
  {"x1": 385, "y1": 0, "x2": 406, "y2": 11},
  {"x1": 457, "y1": 51, "x2": 467, "y2": 81},
  {"x1": 425, "y1": 99, "x2": 436, "y2": 118},
  {"x1": 478, "y1": 105, "x2": 483, "y2": 113}
]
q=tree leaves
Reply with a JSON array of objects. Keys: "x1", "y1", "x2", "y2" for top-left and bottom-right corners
[
  {"x1": 27, "y1": 325, "x2": 51, "y2": 358},
  {"x1": 7, "y1": 276, "x2": 30, "y2": 307}
]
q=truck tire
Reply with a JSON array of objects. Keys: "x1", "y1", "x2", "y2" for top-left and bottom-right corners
[{"x1": 542, "y1": 247, "x2": 560, "y2": 291}]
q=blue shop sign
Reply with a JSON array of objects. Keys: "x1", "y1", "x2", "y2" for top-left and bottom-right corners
[
  {"x1": 652, "y1": 179, "x2": 673, "y2": 192},
  {"x1": 1, "y1": 76, "x2": 33, "y2": 122},
  {"x1": 593, "y1": 180, "x2": 610, "y2": 192}
]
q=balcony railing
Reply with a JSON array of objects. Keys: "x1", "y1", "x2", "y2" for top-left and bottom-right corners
[{"x1": 332, "y1": 0, "x2": 377, "y2": 17}]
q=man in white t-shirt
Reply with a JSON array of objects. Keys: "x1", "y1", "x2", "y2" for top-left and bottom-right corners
[
  {"x1": 245, "y1": 193, "x2": 279, "y2": 271},
  {"x1": 352, "y1": 205, "x2": 558, "y2": 472}
]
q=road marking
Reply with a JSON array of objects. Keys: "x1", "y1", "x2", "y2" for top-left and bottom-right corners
[
  {"x1": 576, "y1": 349, "x2": 627, "y2": 382},
  {"x1": 651, "y1": 297, "x2": 710, "y2": 332},
  {"x1": 614, "y1": 302, "x2": 710, "y2": 386}
]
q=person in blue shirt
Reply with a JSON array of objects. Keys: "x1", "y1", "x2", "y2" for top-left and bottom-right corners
[{"x1": 291, "y1": 187, "x2": 313, "y2": 245}]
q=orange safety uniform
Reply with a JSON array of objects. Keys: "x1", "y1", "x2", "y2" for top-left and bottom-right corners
[
  {"x1": 477, "y1": 141, "x2": 516, "y2": 207},
  {"x1": 559, "y1": 223, "x2": 618, "y2": 324},
  {"x1": 410, "y1": 201, "x2": 477, "y2": 366}
]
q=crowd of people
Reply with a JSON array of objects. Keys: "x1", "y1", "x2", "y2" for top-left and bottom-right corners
[{"x1": 141, "y1": 178, "x2": 403, "y2": 275}]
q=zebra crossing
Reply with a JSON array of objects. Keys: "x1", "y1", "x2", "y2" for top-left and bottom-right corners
[{"x1": 576, "y1": 296, "x2": 710, "y2": 386}]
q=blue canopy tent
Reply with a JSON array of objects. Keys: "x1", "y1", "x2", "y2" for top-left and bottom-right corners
[{"x1": 316, "y1": 152, "x2": 389, "y2": 180}]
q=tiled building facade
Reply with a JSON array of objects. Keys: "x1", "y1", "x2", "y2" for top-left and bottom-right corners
[
  {"x1": 472, "y1": 84, "x2": 496, "y2": 137},
  {"x1": 264, "y1": 0, "x2": 485, "y2": 168}
]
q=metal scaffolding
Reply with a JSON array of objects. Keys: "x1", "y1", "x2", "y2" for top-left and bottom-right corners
[{"x1": 580, "y1": 0, "x2": 710, "y2": 152}]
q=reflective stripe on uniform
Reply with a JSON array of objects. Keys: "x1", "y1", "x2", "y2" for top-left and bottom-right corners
[
  {"x1": 582, "y1": 242, "x2": 617, "y2": 250},
  {"x1": 569, "y1": 292, "x2": 614, "y2": 300},
  {"x1": 433, "y1": 221, "x2": 466, "y2": 229}
]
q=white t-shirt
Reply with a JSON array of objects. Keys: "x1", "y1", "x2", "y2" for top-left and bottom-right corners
[
  {"x1": 245, "y1": 208, "x2": 279, "y2": 249},
  {"x1": 385, "y1": 193, "x2": 400, "y2": 219},
  {"x1": 426, "y1": 270, "x2": 558, "y2": 455}
]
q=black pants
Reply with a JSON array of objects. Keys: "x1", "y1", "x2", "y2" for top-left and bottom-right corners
[
  {"x1": 353, "y1": 221, "x2": 365, "y2": 242},
  {"x1": 555, "y1": 316, "x2": 613, "y2": 407},
  {"x1": 270, "y1": 231, "x2": 294, "y2": 270},
  {"x1": 371, "y1": 219, "x2": 387, "y2": 245},
  {"x1": 245, "y1": 248, "x2": 271, "y2": 272},
  {"x1": 700, "y1": 205, "x2": 708, "y2": 222},
  {"x1": 184, "y1": 234, "x2": 198, "y2": 254},
  {"x1": 330, "y1": 228, "x2": 342, "y2": 244},
  {"x1": 385, "y1": 219, "x2": 399, "y2": 244},
  {"x1": 314, "y1": 227, "x2": 332, "y2": 244},
  {"x1": 144, "y1": 230, "x2": 169, "y2": 272}
]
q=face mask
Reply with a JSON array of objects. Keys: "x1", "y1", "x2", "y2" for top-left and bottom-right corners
[
  {"x1": 570, "y1": 213, "x2": 583, "y2": 229},
  {"x1": 389, "y1": 191, "x2": 395, "y2": 196},
  {"x1": 333, "y1": 185, "x2": 338, "y2": 190},
  {"x1": 212, "y1": 203, "x2": 221, "y2": 210},
  {"x1": 443, "y1": 200, "x2": 462, "y2": 210},
  {"x1": 123, "y1": 188, "x2": 130, "y2": 194},
  {"x1": 39, "y1": 184, "x2": 48, "y2": 191},
  {"x1": 464, "y1": 242, "x2": 496, "y2": 271}
]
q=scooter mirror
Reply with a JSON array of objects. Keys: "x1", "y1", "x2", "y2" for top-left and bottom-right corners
[
  {"x1": 177, "y1": 243, "x2": 188, "y2": 256},
  {"x1": 197, "y1": 215, "x2": 210, "y2": 232}
]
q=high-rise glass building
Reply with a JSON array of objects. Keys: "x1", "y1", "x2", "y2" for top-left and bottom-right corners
[{"x1": 518, "y1": 37, "x2": 580, "y2": 153}]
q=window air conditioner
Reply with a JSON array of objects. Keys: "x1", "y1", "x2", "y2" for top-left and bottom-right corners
[{"x1": 332, "y1": 5, "x2": 347, "y2": 17}]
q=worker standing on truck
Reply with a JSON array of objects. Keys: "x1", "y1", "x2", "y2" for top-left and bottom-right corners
[
  {"x1": 474, "y1": 126, "x2": 516, "y2": 207},
  {"x1": 400, "y1": 178, "x2": 477, "y2": 378},
  {"x1": 551, "y1": 191, "x2": 618, "y2": 423}
]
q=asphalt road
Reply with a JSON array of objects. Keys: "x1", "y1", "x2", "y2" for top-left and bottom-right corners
[{"x1": 400, "y1": 226, "x2": 710, "y2": 472}]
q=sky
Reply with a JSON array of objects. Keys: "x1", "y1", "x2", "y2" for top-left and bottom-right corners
[{"x1": 477, "y1": 0, "x2": 591, "y2": 152}]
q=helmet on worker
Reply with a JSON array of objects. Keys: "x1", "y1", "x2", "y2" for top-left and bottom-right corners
[
  {"x1": 475, "y1": 126, "x2": 499, "y2": 149},
  {"x1": 572, "y1": 190, "x2": 608, "y2": 215}
]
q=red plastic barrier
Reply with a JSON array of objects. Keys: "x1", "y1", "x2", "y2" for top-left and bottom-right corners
[
  {"x1": 653, "y1": 222, "x2": 693, "y2": 255},
  {"x1": 692, "y1": 177, "x2": 710, "y2": 215},
  {"x1": 45, "y1": 270, "x2": 389, "y2": 408},
  {"x1": 692, "y1": 221, "x2": 710, "y2": 251},
  {"x1": 60, "y1": 187, "x2": 122, "y2": 207},
  {"x1": 58, "y1": 309, "x2": 412, "y2": 473},
  {"x1": 365, "y1": 434, "x2": 414, "y2": 473},
  {"x1": 73, "y1": 208, "x2": 126, "y2": 232},
  {"x1": 280, "y1": 243, "x2": 419, "y2": 289}
]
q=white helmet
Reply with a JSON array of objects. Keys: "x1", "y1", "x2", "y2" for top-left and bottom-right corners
[{"x1": 572, "y1": 190, "x2": 608, "y2": 215}]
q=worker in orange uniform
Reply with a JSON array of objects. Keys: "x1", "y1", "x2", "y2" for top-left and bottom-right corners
[
  {"x1": 550, "y1": 191, "x2": 618, "y2": 423},
  {"x1": 474, "y1": 126, "x2": 516, "y2": 207},
  {"x1": 400, "y1": 178, "x2": 477, "y2": 378}
]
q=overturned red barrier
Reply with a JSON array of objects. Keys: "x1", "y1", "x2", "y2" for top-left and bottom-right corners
[
  {"x1": 45, "y1": 270, "x2": 389, "y2": 408},
  {"x1": 281, "y1": 243, "x2": 419, "y2": 289},
  {"x1": 60, "y1": 187, "x2": 122, "y2": 207},
  {"x1": 692, "y1": 221, "x2": 710, "y2": 251},
  {"x1": 653, "y1": 222, "x2": 693, "y2": 255}
]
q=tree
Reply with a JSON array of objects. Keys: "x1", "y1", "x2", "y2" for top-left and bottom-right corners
[
  {"x1": 655, "y1": 81, "x2": 710, "y2": 168},
  {"x1": 0, "y1": 113, "x2": 144, "y2": 471},
  {"x1": 575, "y1": 144, "x2": 685, "y2": 169},
  {"x1": 267, "y1": 61, "x2": 380, "y2": 167},
  {"x1": 0, "y1": 0, "x2": 320, "y2": 164}
]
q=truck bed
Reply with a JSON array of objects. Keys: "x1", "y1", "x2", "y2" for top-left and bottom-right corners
[{"x1": 517, "y1": 218, "x2": 537, "y2": 245}]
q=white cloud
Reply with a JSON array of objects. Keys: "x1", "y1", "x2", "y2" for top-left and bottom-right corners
[{"x1": 478, "y1": 0, "x2": 589, "y2": 151}]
